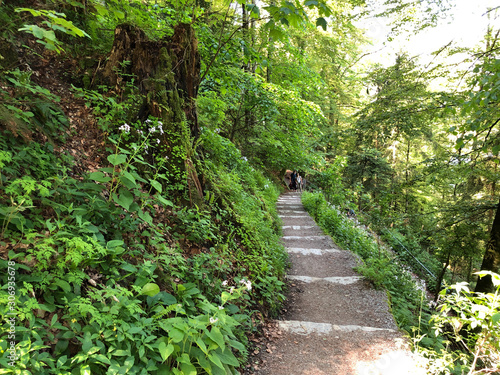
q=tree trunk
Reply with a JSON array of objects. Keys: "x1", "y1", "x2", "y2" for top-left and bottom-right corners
[
  {"x1": 101, "y1": 23, "x2": 203, "y2": 205},
  {"x1": 435, "y1": 251, "x2": 450, "y2": 301},
  {"x1": 475, "y1": 197, "x2": 500, "y2": 293}
]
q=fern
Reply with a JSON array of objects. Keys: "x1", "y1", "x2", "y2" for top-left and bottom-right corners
[{"x1": 153, "y1": 303, "x2": 178, "y2": 321}]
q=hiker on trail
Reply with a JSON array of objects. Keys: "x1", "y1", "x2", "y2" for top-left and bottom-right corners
[
  {"x1": 291, "y1": 171, "x2": 297, "y2": 190},
  {"x1": 297, "y1": 174, "x2": 302, "y2": 192}
]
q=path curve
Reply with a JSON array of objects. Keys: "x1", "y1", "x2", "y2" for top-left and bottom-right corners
[{"x1": 248, "y1": 192, "x2": 424, "y2": 375}]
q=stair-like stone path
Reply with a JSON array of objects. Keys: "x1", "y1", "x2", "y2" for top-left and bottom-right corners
[{"x1": 251, "y1": 192, "x2": 424, "y2": 375}]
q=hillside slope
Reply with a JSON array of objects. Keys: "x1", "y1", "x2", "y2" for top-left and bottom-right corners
[{"x1": 0, "y1": 16, "x2": 288, "y2": 375}]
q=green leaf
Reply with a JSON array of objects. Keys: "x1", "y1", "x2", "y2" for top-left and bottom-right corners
[
  {"x1": 157, "y1": 195, "x2": 173, "y2": 207},
  {"x1": 195, "y1": 337, "x2": 208, "y2": 355},
  {"x1": 304, "y1": 0, "x2": 318, "y2": 6},
  {"x1": 269, "y1": 28, "x2": 285, "y2": 40},
  {"x1": 208, "y1": 353, "x2": 224, "y2": 370},
  {"x1": 151, "y1": 180, "x2": 162, "y2": 193},
  {"x1": 120, "y1": 263, "x2": 138, "y2": 273},
  {"x1": 57, "y1": 355, "x2": 67, "y2": 368},
  {"x1": 19, "y1": 24, "x2": 45, "y2": 39},
  {"x1": 107, "y1": 154, "x2": 127, "y2": 166},
  {"x1": 89, "y1": 171, "x2": 111, "y2": 183},
  {"x1": 80, "y1": 365, "x2": 91, "y2": 375},
  {"x1": 113, "y1": 187, "x2": 134, "y2": 210},
  {"x1": 138, "y1": 210, "x2": 153, "y2": 225},
  {"x1": 169, "y1": 327, "x2": 185, "y2": 343},
  {"x1": 62, "y1": 331, "x2": 76, "y2": 339},
  {"x1": 180, "y1": 361, "x2": 197, "y2": 375},
  {"x1": 94, "y1": 4, "x2": 109, "y2": 16},
  {"x1": 120, "y1": 172, "x2": 137, "y2": 189},
  {"x1": 113, "y1": 9, "x2": 125, "y2": 19},
  {"x1": 54, "y1": 278, "x2": 71, "y2": 292},
  {"x1": 43, "y1": 29, "x2": 57, "y2": 43},
  {"x1": 217, "y1": 348, "x2": 239, "y2": 366},
  {"x1": 87, "y1": 346, "x2": 101, "y2": 355},
  {"x1": 316, "y1": 17, "x2": 327, "y2": 30},
  {"x1": 206, "y1": 327, "x2": 225, "y2": 350},
  {"x1": 492, "y1": 313, "x2": 500, "y2": 324},
  {"x1": 128, "y1": 326, "x2": 143, "y2": 334},
  {"x1": 107, "y1": 240, "x2": 125, "y2": 249},
  {"x1": 82, "y1": 332, "x2": 92, "y2": 352},
  {"x1": 141, "y1": 283, "x2": 160, "y2": 297},
  {"x1": 93, "y1": 354, "x2": 111, "y2": 365},
  {"x1": 221, "y1": 291, "x2": 232, "y2": 304},
  {"x1": 111, "y1": 349, "x2": 130, "y2": 356},
  {"x1": 158, "y1": 342, "x2": 175, "y2": 362}
]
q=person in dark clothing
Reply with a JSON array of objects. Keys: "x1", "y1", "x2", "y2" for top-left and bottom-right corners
[{"x1": 290, "y1": 171, "x2": 297, "y2": 190}]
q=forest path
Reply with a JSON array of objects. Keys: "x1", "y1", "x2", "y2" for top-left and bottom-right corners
[{"x1": 247, "y1": 191, "x2": 424, "y2": 375}]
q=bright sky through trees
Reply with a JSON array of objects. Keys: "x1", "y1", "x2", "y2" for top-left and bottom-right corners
[{"x1": 360, "y1": 0, "x2": 500, "y2": 65}]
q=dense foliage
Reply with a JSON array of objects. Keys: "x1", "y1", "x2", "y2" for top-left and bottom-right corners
[
  {"x1": 0, "y1": 0, "x2": 499, "y2": 373},
  {"x1": 0, "y1": 74, "x2": 288, "y2": 374}
]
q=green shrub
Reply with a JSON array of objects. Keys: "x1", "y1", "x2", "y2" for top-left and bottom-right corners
[
  {"x1": 0, "y1": 101, "x2": 288, "y2": 374},
  {"x1": 415, "y1": 272, "x2": 500, "y2": 374}
]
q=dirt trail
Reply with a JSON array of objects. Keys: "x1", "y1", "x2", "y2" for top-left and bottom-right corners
[{"x1": 248, "y1": 192, "x2": 425, "y2": 375}]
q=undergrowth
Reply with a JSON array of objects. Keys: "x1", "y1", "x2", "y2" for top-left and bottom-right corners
[{"x1": 0, "y1": 67, "x2": 287, "y2": 374}]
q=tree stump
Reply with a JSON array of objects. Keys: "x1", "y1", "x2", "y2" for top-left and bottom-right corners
[{"x1": 102, "y1": 23, "x2": 203, "y2": 204}]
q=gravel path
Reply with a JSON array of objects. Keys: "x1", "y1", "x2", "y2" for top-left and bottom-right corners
[{"x1": 246, "y1": 192, "x2": 425, "y2": 375}]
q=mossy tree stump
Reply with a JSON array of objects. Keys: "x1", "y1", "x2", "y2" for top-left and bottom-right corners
[{"x1": 102, "y1": 23, "x2": 203, "y2": 204}]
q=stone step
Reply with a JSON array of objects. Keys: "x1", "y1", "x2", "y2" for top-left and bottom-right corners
[
  {"x1": 278, "y1": 320, "x2": 396, "y2": 335},
  {"x1": 278, "y1": 215, "x2": 311, "y2": 219},
  {"x1": 283, "y1": 235, "x2": 331, "y2": 240},
  {"x1": 283, "y1": 228, "x2": 325, "y2": 237},
  {"x1": 286, "y1": 247, "x2": 341, "y2": 255},
  {"x1": 286, "y1": 249, "x2": 359, "y2": 278},
  {"x1": 282, "y1": 225, "x2": 315, "y2": 230},
  {"x1": 282, "y1": 235, "x2": 338, "y2": 249},
  {"x1": 284, "y1": 280, "x2": 397, "y2": 330},
  {"x1": 287, "y1": 275, "x2": 363, "y2": 285}
]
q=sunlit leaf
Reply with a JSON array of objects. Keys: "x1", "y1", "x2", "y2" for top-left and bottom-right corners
[{"x1": 141, "y1": 283, "x2": 160, "y2": 297}]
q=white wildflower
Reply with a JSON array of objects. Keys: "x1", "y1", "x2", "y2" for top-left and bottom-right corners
[
  {"x1": 222, "y1": 280, "x2": 228, "y2": 286},
  {"x1": 229, "y1": 287, "x2": 234, "y2": 294},
  {"x1": 119, "y1": 124, "x2": 130, "y2": 133},
  {"x1": 210, "y1": 317, "x2": 218, "y2": 324},
  {"x1": 218, "y1": 306, "x2": 224, "y2": 310},
  {"x1": 156, "y1": 139, "x2": 160, "y2": 144},
  {"x1": 149, "y1": 126, "x2": 156, "y2": 133},
  {"x1": 239, "y1": 279, "x2": 252, "y2": 291}
]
